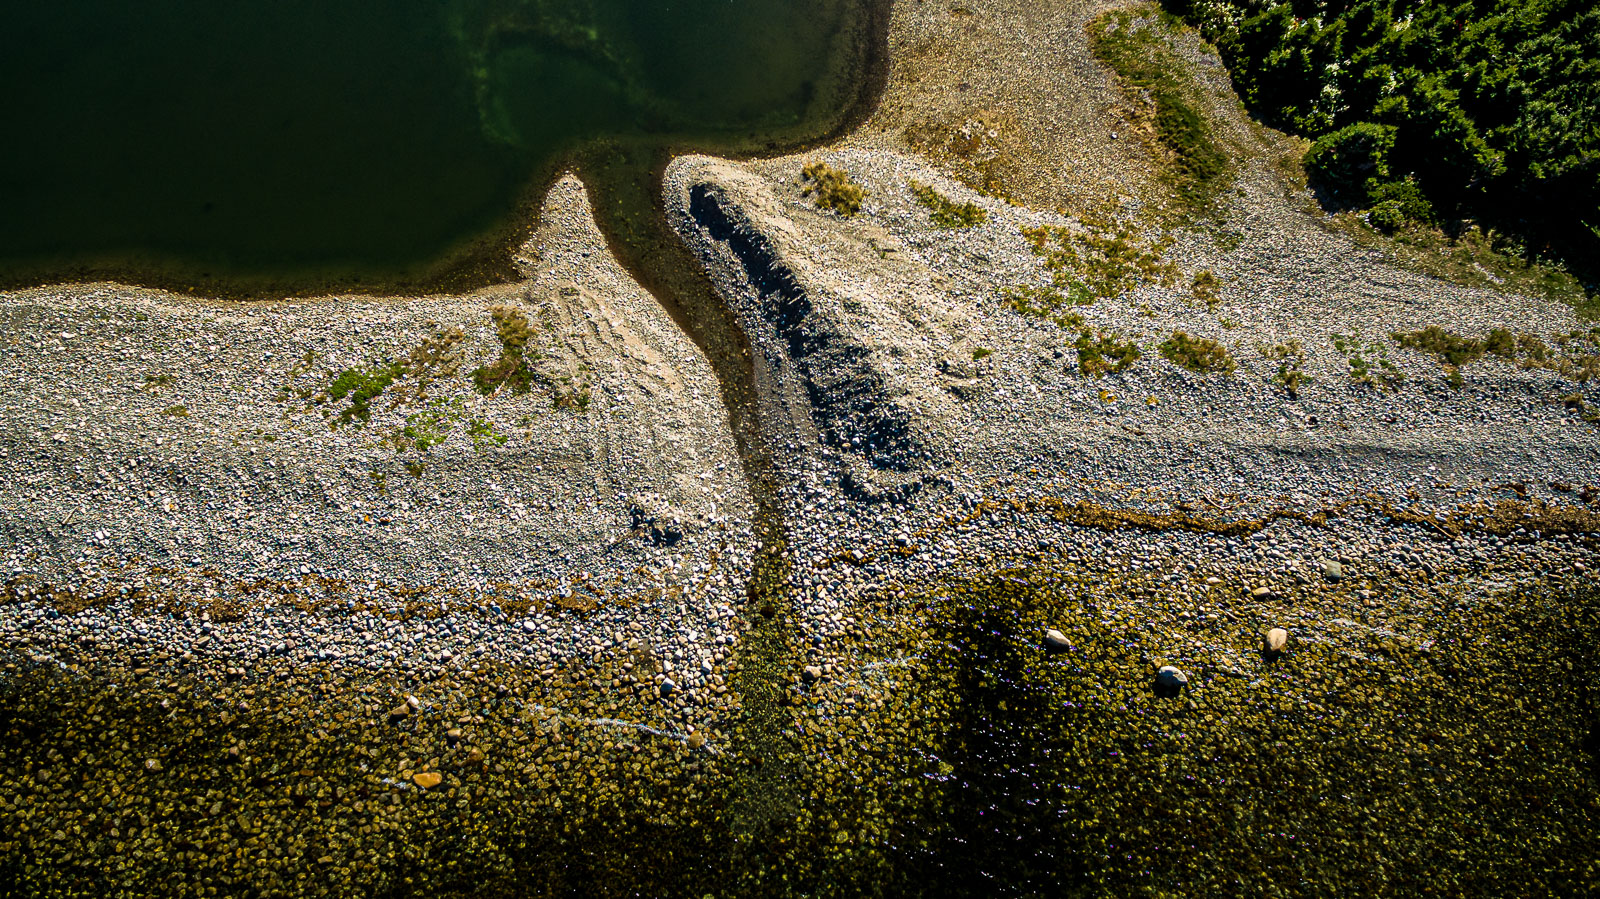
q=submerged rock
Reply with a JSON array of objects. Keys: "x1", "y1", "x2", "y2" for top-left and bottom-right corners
[{"x1": 1043, "y1": 629, "x2": 1071, "y2": 653}]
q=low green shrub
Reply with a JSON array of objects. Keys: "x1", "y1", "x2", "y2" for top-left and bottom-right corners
[
  {"x1": 1159, "y1": 331, "x2": 1235, "y2": 374},
  {"x1": 1304, "y1": 122, "x2": 1396, "y2": 204},
  {"x1": 802, "y1": 162, "x2": 865, "y2": 217},
  {"x1": 1075, "y1": 330, "x2": 1141, "y2": 377}
]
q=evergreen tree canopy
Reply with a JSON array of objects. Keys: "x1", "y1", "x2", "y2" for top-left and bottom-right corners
[{"x1": 1173, "y1": 0, "x2": 1599, "y2": 261}]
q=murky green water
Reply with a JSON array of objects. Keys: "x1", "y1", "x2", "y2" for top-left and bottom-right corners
[{"x1": 0, "y1": 0, "x2": 874, "y2": 294}]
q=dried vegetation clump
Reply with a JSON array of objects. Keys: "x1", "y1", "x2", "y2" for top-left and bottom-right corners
[
  {"x1": 1159, "y1": 331, "x2": 1236, "y2": 375},
  {"x1": 801, "y1": 162, "x2": 865, "y2": 217}
]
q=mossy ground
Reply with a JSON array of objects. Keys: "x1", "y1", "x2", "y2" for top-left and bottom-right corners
[
  {"x1": 910, "y1": 182, "x2": 987, "y2": 229},
  {"x1": 1089, "y1": 8, "x2": 1232, "y2": 216}
]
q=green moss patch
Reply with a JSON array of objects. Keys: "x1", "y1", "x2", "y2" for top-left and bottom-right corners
[
  {"x1": 910, "y1": 181, "x2": 987, "y2": 229},
  {"x1": 1159, "y1": 330, "x2": 1236, "y2": 374},
  {"x1": 1090, "y1": 9, "x2": 1232, "y2": 213}
]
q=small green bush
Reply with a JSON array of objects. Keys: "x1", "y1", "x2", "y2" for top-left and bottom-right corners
[
  {"x1": 1367, "y1": 200, "x2": 1409, "y2": 234},
  {"x1": 802, "y1": 162, "x2": 865, "y2": 217},
  {"x1": 1075, "y1": 330, "x2": 1141, "y2": 377},
  {"x1": 1159, "y1": 331, "x2": 1236, "y2": 374},
  {"x1": 1304, "y1": 123, "x2": 1395, "y2": 202},
  {"x1": 1368, "y1": 178, "x2": 1436, "y2": 225}
]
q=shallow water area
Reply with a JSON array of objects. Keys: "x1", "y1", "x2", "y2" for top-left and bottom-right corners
[{"x1": 0, "y1": 0, "x2": 872, "y2": 295}]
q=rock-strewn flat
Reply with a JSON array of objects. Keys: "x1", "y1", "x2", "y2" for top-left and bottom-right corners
[
  {"x1": 2, "y1": 175, "x2": 753, "y2": 700},
  {"x1": 0, "y1": 1, "x2": 1596, "y2": 895}
]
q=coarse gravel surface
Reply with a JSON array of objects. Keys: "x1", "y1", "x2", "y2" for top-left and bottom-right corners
[{"x1": 1, "y1": 0, "x2": 1598, "y2": 895}]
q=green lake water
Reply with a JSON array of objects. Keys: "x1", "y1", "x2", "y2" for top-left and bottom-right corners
[{"x1": 0, "y1": 0, "x2": 876, "y2": 295}]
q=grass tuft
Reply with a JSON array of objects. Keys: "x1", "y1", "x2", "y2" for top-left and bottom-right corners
[
  {"x1": 1159, "y1": 331, "x2": 1235, "y2": 374},
  {"x1": 911, "y1": 182, "x2": 987, "y2": 229},
  {"x1": 801, "y1": 162, "x2": 865, "y2": 217}
]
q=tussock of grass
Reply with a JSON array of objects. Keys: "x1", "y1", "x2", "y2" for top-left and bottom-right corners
[
  {"x1": 1562, "y1": 394, "x2": 1600, "y2": 426},
  {"x1": 1159, "y1": 331, "x2": 1235, "y2": 374},
  {"x1": 801, "y1": 162, "x2": 865, "y2": 217},
  {"x1": 911, "y1": 181, "x2": 987, "y2": 229},
  {"x1": 1392, "y1": 326, "x2": 1600, "y2": 383},
  {"x1": 1191, "y1": 270, "x2": 1222, "y2": 311},
  {"x1": 1023, "y1": 219, "x2": 1178, "y2": 302}
]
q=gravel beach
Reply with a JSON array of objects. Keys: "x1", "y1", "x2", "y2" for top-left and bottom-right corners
[{"x1": 2, "y1": 1, "x2": 1597, "y2": 895}]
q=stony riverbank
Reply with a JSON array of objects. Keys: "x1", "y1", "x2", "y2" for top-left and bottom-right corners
[{"x1": 2, "y1": 0, "x2": 1598, "y2": 895}]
